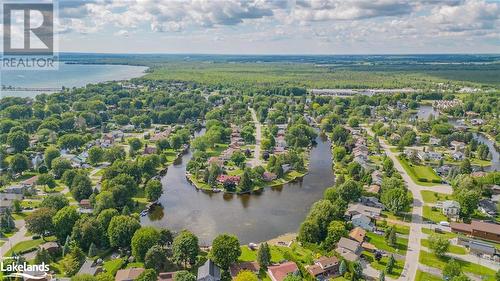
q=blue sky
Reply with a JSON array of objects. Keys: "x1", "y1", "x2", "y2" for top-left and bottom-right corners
[{"x1": 48, "y1": 0, "x2": 500, "y2": 54}]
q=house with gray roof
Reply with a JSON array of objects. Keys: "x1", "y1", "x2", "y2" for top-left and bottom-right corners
[{"x1": 197, "y1": 260, "x2": 221, "y2": 281}]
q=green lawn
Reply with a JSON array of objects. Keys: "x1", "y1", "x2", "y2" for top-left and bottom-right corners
[
  {"x1": 415, "y1": 270, "x2": 441, "y2": 281},
  {"x1": 376, "y1": 221, "x2": 410, "y2": 235},
  {"x1": 420, "y1": 239, "x2": 467, "y2": 255},
  {"x1": 3, "y1": 237, "x2": 55, "y2": 257},
  {"x1": 422, "y1": 206, "x2": 448, "y2": 223},
  {"x1": 103, "y1": 258, "x2": 125, "y2": 275},
  {"x1": 239, "y1": 243, "x2": 314, "y2": 265},
  {"x1": 366, "y1": 232, "x2": 408, "y2": 255},
  {"x1": 363, "y1": 251, "x2": 404, "y2": 279},
  {"x1": 420, "y1": 191, "x2": 452, "y2": 204},
  {"x1": 421, "y1": 228, "x2": 458, "y2": 239},
  {"x1": 419, "y1": 250, "x2": 496, "y2": 281},
  {"x1": 380, "y1": 211, "x2": 412, "y2": 223},
  {"x1": 397, "y1": 156, "x2": 441, "y2": 186}
]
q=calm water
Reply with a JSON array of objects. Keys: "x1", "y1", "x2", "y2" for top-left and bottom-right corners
[
  {"x1": 142, "y1": 131, "x2": 335, "y2": 245},
  {"x1": 1, "y1": 63, "x2": 147, "y2": 98},
  {"x1": 416, "y1": 105, "x2": 499, "y2": 170},
  {"x1": 416, "y1": 105, "x2": 439, "y2": 120},
  {"x1": 473, "y1": 133, "x2": 499, "y2": 171}
]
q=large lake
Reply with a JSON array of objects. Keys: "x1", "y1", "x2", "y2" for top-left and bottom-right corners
[
  {"x1": 1, "y1": 63, "x2": 147, "y2": 98},
  {"x1": 142, "y1": 131, "x2": 335, "y2": 245}
]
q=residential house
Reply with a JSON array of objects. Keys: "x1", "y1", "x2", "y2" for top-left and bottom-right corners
[
  {"x1": 468, "y1": 240, "x2": 497, "y2": 258},
  {"x1": 3, "y1": 185, "x2": 30, "y2": 194},
  {"x1": 491, "y1": 185, "x2": 500, "y2": 195},
  {"x1": 1, "y1": 193, "x2": 23, "y2": 201},
  {"x1": 216, "y1": 175, "x2": 240, "y2": 186},
  {"x1": 306, "y1": 256, "x2": 340, "y2": 280},
  {"x1": 366, "y1": 184, "x2": 381, "y2": 194},
  {"x1": 275, "y1": 136, "x2": 287, "y2": 148},
  {"x1": 143, "y1": 145, "x2": 157, "y2": 155},
  {"x1": 282, "y1": 164, "x2": 291, "y2": 174},
  {"x1": 418, "y1": 151, "x2": 442, "y2": 161},
  {"x1": 450, "y1": 141, "x2": 466, "y2": 152},
  {"x1": 471, "y1": 119, "x2": 485, "y2": 126},
  {"x1": 207, "y1": 157, "x2": 224, "y2": 167},
  {"x1": 197, "y1": 260, "x2": 221, "y2": 281},
  {"x1": 346, "y1": 203, "x2": 382, "y2": 219},
  {"x1": 429, "y1": 137, "x2": 441, "y2": 146},
  {"x1": 351, "y1": 214, "x2": 374, "y2": 232},
  {"x1": 349, "y1": 227, "x2": 366, "y2": 243},
  {"x1": 436, "y1": 200, "x2": 460, "y2": 218},
  {"x1": 229, "y1": 262, "x2": 260, "y2": 278},
  {"x1": 78, "y1": 259, "x2": 102, "y2": 276},
  {"x1": 267, "y1": 262, "x2": 299, "y2": 281},
  {"x1": 335, "y1": 237, "x2": 362, "y2": 261},
  {"x1": 40, "y1": 242, "x2": 60, "y2": 254},
  {"x1": 121, "y1": 125, "x2": 135, "y2": 132},
  {"x1": 151, "y1": 128, "x2": 172, "y2": 142},
  {"x1": 21, "y1": 176, "x2": 38, "y2": 187},
  {"x1": 451, "y1": 151, "x2": 465, "y2": 161},
  {"x1": 404, "y1": 148, "x2": 418, "y2": 158},
  {"x1": 262, "y1": 172, "x2": 277, "y2": 182},
  {"x1": 436, "y1": 165, "x2": 452, "y2": 176},
  {"x1": 115, "y1": 268, "x2": 145, "y2": 281},
  {"x1": 371, "y1": 171, "x2": 383, "y2": 186},
  {"x1": 360, "y1": 196, "x2": 385, "y2": 209},
  {"x1": 451, "y1": 220, "x2": 500, "y2": 242},
  {"x1": 158, "y1": 272, "x2": 177, "y2": 281},
  {"x1": 478, "y1": 199, "x2": 497, "y2": 217},
  {"x1": 0, "y1": 200, "x2": 13, "y2": 214},
  {"x1": 471, "y1": 171, "x2": 487, "y2": 178}
]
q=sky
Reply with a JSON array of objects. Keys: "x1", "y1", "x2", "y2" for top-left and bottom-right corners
[{"x1": 7, "y1": 0, "x2": 500, "y2": 54}]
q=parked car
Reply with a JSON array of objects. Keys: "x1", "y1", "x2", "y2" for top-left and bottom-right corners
[{"x1": 439, "y1": 221, "x2": 450, "y2": 227}]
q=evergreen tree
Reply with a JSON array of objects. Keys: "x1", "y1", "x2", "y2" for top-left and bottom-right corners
[
  {"x1": 257, "y1": 243, "x2": 271, "y2": 270},
  {"x1": 63, "y1": 236, "x2": 71, "y2": 257},
  {"x1": 386, "y1": 255, "x2": 395, "y2": 274},
  {"x1": 88, "y1": 242, "x2": 97, "y2": 257},
  {"x1": 339, "y1": 260, "x2": 347, "y2": 276}
]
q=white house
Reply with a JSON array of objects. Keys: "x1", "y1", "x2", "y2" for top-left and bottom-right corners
[
  {"x1": 436, "y1": 200, "x2": 460, "y2": 218},
  {"x1": 351, "y1": 214, "x2": 374, "y2": 232},
  {"x1": 452, "y1": 151, "x2": 465, "y2": 161}
]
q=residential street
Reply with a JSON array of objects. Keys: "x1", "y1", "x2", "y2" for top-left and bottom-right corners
[
  {"x1": 248, "y1": 107, "x2": 263, "y2": 167},
  {"x1": 363, "y1": 126, "x2": 500, "y2": 281},
  {"x1": 364, "y1": 127, "x2": 447, "y2": 281},
  {"x1": 0, "y1": 220, "x2": 28, "y2": 256}
]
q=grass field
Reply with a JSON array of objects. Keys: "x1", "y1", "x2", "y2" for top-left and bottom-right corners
[
  {"x1": 3, "y1": 237, "x2": 56, "y2": 257},
  {"x1": 421, "y1": 228, "x2": 458, "y2": 239},
  {"x1": 419, "y1": 250, "x2": 496, "y2": 281},
  {"x1": 398, "y1": 156, "x2": 441, "y2": 186},
  {"x1": 366, "y1": 232, "x2": 408, "y2": 255},
  {"x1": 415, "y1": 270, "x2": 442, "y2": 281},
  {"x1": 420, "y1": 191, "x2": 452, "y2": 204},
  {"x1": 420, "y1": 239, "x2": 467, "y2": 255},
  {"x1": 363, "y1": 251, "x2": 404, "y2": 279},
  {"x1": 239, "y1": 243, "x2": 314, "y2": 265},
  {"x1": 422, "y1": 206, "x2": 448, "y2": 223}
]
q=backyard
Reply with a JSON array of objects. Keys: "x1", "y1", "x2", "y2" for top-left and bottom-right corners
[{"x1": 398, "y1": 156, "x2": 442, "y2": 186}]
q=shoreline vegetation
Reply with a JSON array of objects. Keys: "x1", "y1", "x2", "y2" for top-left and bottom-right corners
[{"x1": 185, "y1": 148, "x2": 312, "y2": 194}]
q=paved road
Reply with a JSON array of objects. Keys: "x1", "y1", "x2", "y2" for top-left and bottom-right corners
[
  {"x1": 0, "y1": 220, "x2": 28, "y2": 256},
  {"x1": 248, "y1": 108, "x2": 263, "y2": 167},
  {"x1": 364, "y1": 127, "x2": 430, "y2": 281}
]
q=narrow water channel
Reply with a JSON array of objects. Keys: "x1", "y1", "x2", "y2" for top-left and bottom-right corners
[{"x1": 141, "y1": 131, "x2": 334, "y2": 245}]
